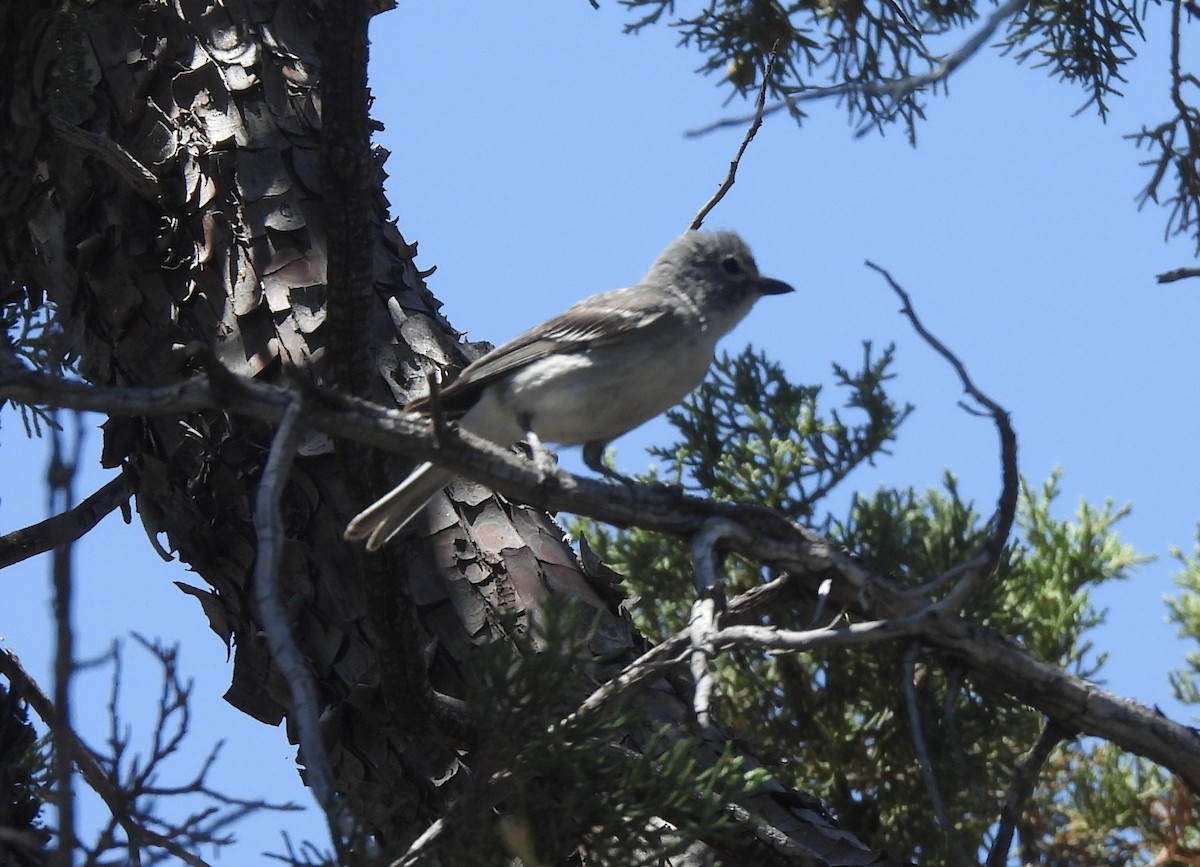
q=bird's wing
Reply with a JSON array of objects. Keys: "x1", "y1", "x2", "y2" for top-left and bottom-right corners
[{"x1": 407, "y1": 285, "x2": 675, "y2": 413}]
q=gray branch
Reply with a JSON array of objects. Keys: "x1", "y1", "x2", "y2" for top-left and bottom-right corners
[
  {"x1": 3, "y1": 359, "x2": 1200, "y2": 792},
  {"x1": 250, "y1": 396, "x2": 347, "y2": 855}
]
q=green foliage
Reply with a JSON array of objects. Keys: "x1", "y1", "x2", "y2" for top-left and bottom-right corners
[
  {"x1": 831, "y1": 474, "x2": 987, "y2": 588},
  {"x1": 442, "y1": 597, "x2": 771, "y2": 866},
  {"x1": 576, "y1": 345, "x2": 910, "y2": 638},
  {"x1": 571, "y1": 347, "x2": 1164, "y2": 864},
  {"x1": 656, "y1": 343, "x2": 911, "y2": 519},
  {"x1": 815, "y1": 474, "x2": 1141, "y2": 862},
  {"x1": 998, "y1": 474, "x2": 1148, "y2": 671},
  {"x1": 1, "y1": 282, "x2": 66, "y2": 437},
  {"x1": 1025, "y1": 742, "x2": 1198, "y2": 867},
  {"x1": 0, "y1": 682, "x2": 49, "y2": 866},
  {"x1": 620, "y1": 0, "x2": 1145, "y2": 135},
  {"x1": 1002, "y1": 0, "x2": 1144, "y2": 118},
  {"x1": 1165, "y1": 526, "x2": 1200, "y2": 709},
  {"x1": 622, "y1": 0, "x2": 966, "y2": 136}
]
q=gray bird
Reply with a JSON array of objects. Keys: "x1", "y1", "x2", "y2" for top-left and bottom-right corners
[{"x1": 344, "y1": 230, "x2": 793, "y2": 550}]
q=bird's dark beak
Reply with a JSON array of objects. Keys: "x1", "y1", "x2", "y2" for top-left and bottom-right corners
[{"x1": 759, "y1": 277, "x2": 794, "y2": 296}]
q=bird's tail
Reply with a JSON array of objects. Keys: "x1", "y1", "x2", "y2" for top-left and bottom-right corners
[{"x1": 343, "y1": 462, "x2": 454, "y2": 551}]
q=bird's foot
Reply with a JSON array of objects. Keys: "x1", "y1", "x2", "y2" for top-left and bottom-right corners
[{"x1": 523, "y1": 430, "x2": 561, "y2": 481}]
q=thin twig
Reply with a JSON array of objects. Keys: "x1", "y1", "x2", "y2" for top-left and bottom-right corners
[
  {"x1": 0, "y1": 650, "x2": 215, "y2": 867},
  {"x1": 561, "y1": 639, "x2": 692, "y2": 731},
  {"x1": 101, "y1": 641, "x2": 142, "y2": 867},
  {"x1": 1164, "y1": 0, "x2": 1200, "y2": 253},
  {"x1": 986, "y1": 719, "x2": 1072, "y2": 867},
  {"x1": 804, "y1": 577, "x2": 834, "y2": 629},
  {"x1": 424, "y1": 370, "x2": 451, "y2": 444},
  {"x1": 252, "y1": 395, "x2": 346, "y2": 855},
  {"x1": 565, "y1": 576, "x2": 926, "y2": 734},
  {"x1": 708, "y1": 609, "x2": 934, "y2": 653},
  {"x1": 390, "y1": 815, "x2": 448, "y2": 867},
  {"x1": 866, "y1": 260, "x2": 1018, "y2": 609},
  {"x1": 690, "y1": 518, "x2": 747, "y2": 598},
  {"x1": 560, "y1": 579, "x2": 799, "y2": 732},
  {"x1": 900, "y1": 643, "x2": 965, "y2": 862},
  {"x1": 48, "y1": 410, "x2": 84, "y2": 867},
  {"x1": 388, "y1": 773, "x2": 514, "y2": 867},
  {"x1": 689, "y1": 43, "x2": 781, "y2": 230}
]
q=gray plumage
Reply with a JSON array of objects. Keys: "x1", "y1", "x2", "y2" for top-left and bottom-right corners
[{"x1": 344, "y1": 230, "x2": 793, "y2": 550}]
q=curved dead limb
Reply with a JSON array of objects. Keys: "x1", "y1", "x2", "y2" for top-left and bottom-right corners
[
  {"x1": 251, "y1": 395, "x2": 348, "y2": 858},
  {"x1": 866, "y1": 260, "x2": 1018, "y2": 612}
]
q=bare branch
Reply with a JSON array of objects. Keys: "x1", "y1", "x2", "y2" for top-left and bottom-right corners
[
  {"x1": 1129, "y1": 0, "x2": 1200, "y2": 255},
  {"x1": 48, "y1": 411, "x2": 84, "y2": 867},
  {"x1": 252, "y1": 396, "x2": 345, "y2": 853},
  {"x1": 986, "y1": 719, "x2": 1072, "y2": 867},
  {"x1": 566, "y1": 574, "x2": 927, "y2": 731},
  {"x1": 708, "y1": 609, "x2": 933, "y2": 653},
  {"x1": 390, "y1": 816, "x2": 449, "y2": 867},
  {"x1": 4, "y1": 363, "x2": 1200, "y2": 792},
  {"x1": 562, "y1": 575, "x2": 801, "y2": 736},
  {"x1": 688, "y1": 597, "x2": 718, "y2": 733},
  {"x1": 1157, "y1": 266, "x2": 1200, "y2": 284},
  {"x1": 0, "y1": 650, "x2": 210, "y2": 867},
  {"x1": 0, "y1": 475, "x2": 129, "y2": 569},
  {"x1": 2, "y1": 635, "x2": 303, "y2": 865},
  {"x1": 901, "y1": 644, "x2": 964, "y2": 862},
  {"x1": 866, "y1": 261, "x2": 1018, "y2": 610},
  {"x1": 687, "y1": 519, "x2": 747, "y2": 731},
  {"x1": 689, "y1": 44, "x2": 780, "y2": 231}
]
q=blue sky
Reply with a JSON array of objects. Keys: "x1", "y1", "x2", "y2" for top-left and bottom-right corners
[{"x1": 3, "y1": 0, "x2": 1199, "y2": 861}]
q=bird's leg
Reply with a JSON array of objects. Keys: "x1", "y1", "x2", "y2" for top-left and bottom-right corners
[
  {"x1": 583, "y1": 440, "x2": 638, "y2": 485},
  {"x1": 425, "y1": 371, "x2": 452, "y2": 445},
  {"x1": 519, "y1": 417, "x2": 560, "y2": 478}
]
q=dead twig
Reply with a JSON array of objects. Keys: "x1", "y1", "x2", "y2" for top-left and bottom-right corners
[
  {"x1": 901, "y1": 643, "x2": 966, "y2": 863},
  {"x1": 0, "y1": 643, "x2": 290, "y2": 864},
  {"x1": 689, "y1": 44, "x2": 780, "y2": 230},
  {"x1": 985, "y1": 718, "x2": 1072, "y2": 866},
  {"x1": 252, "y1": 395, "x2": 347, "y2": 856},
  {"x1": 48, "y1": 410, "x2": 84, "y2": 867},
  {"x1": 866, "y1": 261, "x2": 1018, "y2": 610}
]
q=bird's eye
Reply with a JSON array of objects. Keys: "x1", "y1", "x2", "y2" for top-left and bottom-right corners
[{"x1": 721, "y1": 256, "x2": 743, "y2": 275}]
